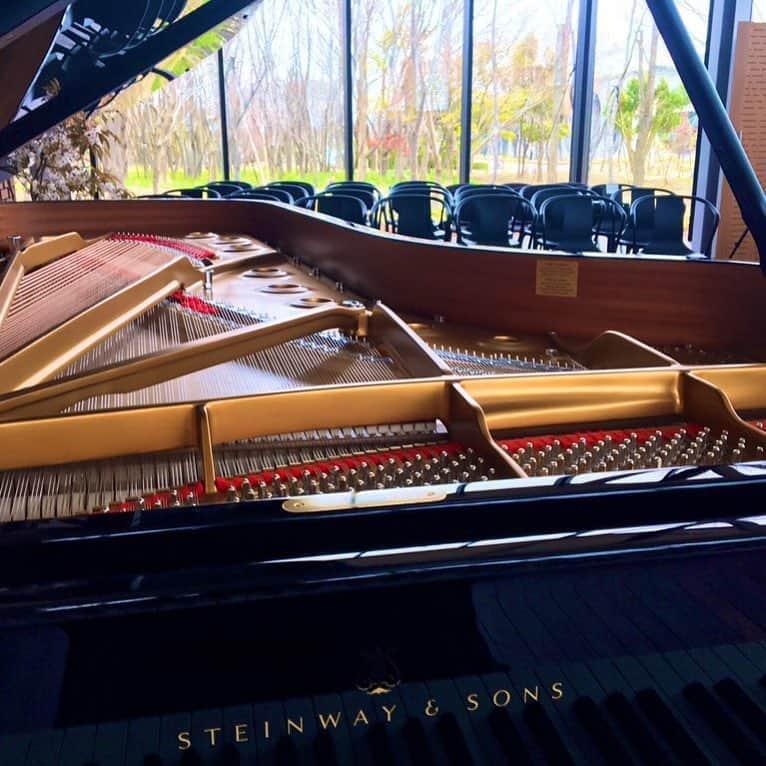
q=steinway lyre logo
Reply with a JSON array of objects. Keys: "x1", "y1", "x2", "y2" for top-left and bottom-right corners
[{"x1": 354, "y1": 647, "x2": 401, "y2": 695}]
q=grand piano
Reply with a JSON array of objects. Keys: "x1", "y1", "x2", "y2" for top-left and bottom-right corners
[{"x1": 2, "y1": 2, "x2": 766, "y2": 763}]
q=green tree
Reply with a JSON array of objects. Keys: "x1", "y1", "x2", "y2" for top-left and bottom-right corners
[{"x1": 615, "y1": 75, "x2": 690, "y2": 185}]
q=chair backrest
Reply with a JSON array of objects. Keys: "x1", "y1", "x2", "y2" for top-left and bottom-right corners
[
  {"x1": 391, "y1": 180, "x2": 447, "y2": 191},
  {"x1": 389, "y1": 184, "x2": 453, "y2": 212},
  {"x1": 253, "y1": 186, "x2": 295, "y2": 204},
  {"x1": 455, "y1": 194, "x2": 536, "y2": 247},
  {"x1": 539, "y1": 195, "x2": 597, "y2": 253},
  {"x1": 591, "y1": 196, "x2": 628, "y2": 250},
  {"x1": 163, "y1": 187, "x2": 221, "y2": 199},
  {"x1": 503, "y1": 182, "x2": 526, "y2": 192},
  {"x1": 454, "y1": 185, "x2": 519, "y2": 203},
  {"x1": 327, "y1": 180, "x2": 380, "y2": 194},
  {"x1": 326, "y1": 182, "x2": 381, "y2": 203},
  {"x1": 530, "y1": 187, "x2": 578, "y2": 212},
  {"x1": 266, "y1": 182, "x2": 309, "y2": 199},
  {"x1": 272, "y1": 180, "x2": 315, "y2": 196},
  {"x1": 228, "y1": 191, "x2": 282, "y2": 202},
  {"x1": 301, "y1": 193, "x2": 367, "y2": 224},
  {"x1": 375, "y1": 194, "x2": 451, "y2": 240},
  {"x1": 205, "y1": 182, "x2": 248, "y2": 196},
  {"x1": 520, "y1": 183, "x2": 575, "y2": 201},
  {"x1": 632, "y1": 194, "x2": 719, "y2": 256}
]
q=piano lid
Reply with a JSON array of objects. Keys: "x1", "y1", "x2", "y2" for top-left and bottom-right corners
[{"x1": 0, "y1": 0, "x2": 258, "y2": 156}]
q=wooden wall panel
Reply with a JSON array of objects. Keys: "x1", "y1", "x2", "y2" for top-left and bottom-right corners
[
  {"x1": 1, "y1": 200, "x2": 765, "y2": 350},
  {"x1": 718, "y1": 22, "x2": 766, "y2": 262}
]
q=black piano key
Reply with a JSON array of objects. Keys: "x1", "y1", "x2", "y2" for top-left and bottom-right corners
[
  {"x1": 509, "y1": 662, "x2": 592, "y2": 762},
  {"x1": 572, "y1": 696, "x2": 634, "y2": 765},
  {"x1": 340, "y1": 688, "x2": 386, "y2": 765},
  {"x1": 523, "y1": 702, "x2": 575, "y2": 766},
  {"x1": 25, "y1": 729, "x2": 64, "y2": 766},
  {"x1": 274, "y1": 736, "x2": 299, "y2": 766},
  {"x1": 425, "y1": 679, "x2": 485, "y2": 764},
  {"x1": 715, "y1": 677, "x2": 766, "y2": 745},
  {"x1": 0, "y1": 732, "x2": 31, "y2": 766},
  {"x1": 402, "y1": 717, "x2": 435, "y2": 766},
  {"x1": 310, "y1": 693, "x2": 354, "y2": 766},
  {"x1": 124, "y1": 717, "x2": 161, "y2": 766},
  {"x1": 312, "y1": 729, "x2": 338, "y2": 766},
  {"x1": 604, "y1": 692, "x2": 673, "y2": 766},
  {"x1": 280, "y1": 697, "x2": 316, "y2": 764},
  {"x1": 57, "y1": 726, "x2": 96, "y2": 766},
  {"x1": 367, "y1": 722, "x2": 395, "y2": 766},
  {"x1": 190, "y1": 709, "x2": 224, "y2": 766},
  {"x1": 159, "y1": 713, "x2": 192, "y2": 766},
  {"x1": 635, "y1": 653, "x2": 723, "y2": 763},
  {"x1": 452, "y1": 675, "x2": 517, "y2": 765},
  {"x1": 436, "y1": 713, "x2": 475, "y2": 766},
  {"x1": 252, "y1": 701, "x2": 285, "y2": 766},
  {"x1": 222, "y1": 706, "x2": 256, "y2": 766},
  {"x1": 635, "y1": 688, "x2": 711, "y2": 765},
  {"x1": 487, "y1": 707, "x2": 532, "y2": 765},
  {"x1": 91, "y1": 721, "x2": 129, "y2": 766},
  {"x1": 684, "y1": 681, "x2": 765, "y2": 764}
]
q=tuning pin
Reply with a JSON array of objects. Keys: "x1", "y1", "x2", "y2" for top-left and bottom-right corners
[{"x1": 226, "y1": 486, "x2": 240, "y2": 503}]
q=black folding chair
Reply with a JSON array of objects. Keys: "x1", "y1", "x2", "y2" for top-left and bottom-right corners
[
  {"x1": 251, "y1": 186, "x2": 295, "y2": 204},
  {"x1": 327, "y1": 181, "x2": 382, "y2": 202},
  {"x1": 161, "y1": 187, "x2": 221, "y2": 199},
  {"x1": 538, "y1": 195, "x2": 599, "y2": 253},
  {"x1": 228, "y1": 191, "x2": 283, "y2": 202},
  {"x1": 272, "y1": 180, "x2": 315, "y2": 196},
  {"x1": 631, "y1": 195, "x2": 719, "y2": 256},
  {"x1": 373, "y1": 194, "x2": 452, "y2": 241},
  {"x1": 267, "y1": 182, "x2": 310, "y2": 200},
  {"x1": 591, "y1": 196, "x2": 629, "y2": 252},
  {"x1": 299, "y1": 193, "x2": 368, "y2": 224},
  {"x1": 455, "y1": 193, "x2": 536, "y2": 248},
  {"x1": 205, "y1": 181, "x2": 249, "y2": 196}
]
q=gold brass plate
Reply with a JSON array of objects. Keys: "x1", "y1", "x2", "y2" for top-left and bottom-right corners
[{"x1": 536, "y1": 258, "x2": 579, "y2": 298}]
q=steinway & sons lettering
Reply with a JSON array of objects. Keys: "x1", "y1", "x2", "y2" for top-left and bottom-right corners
[{"x1": 177, "y1": 682, "x2": 564, "y2": 749}]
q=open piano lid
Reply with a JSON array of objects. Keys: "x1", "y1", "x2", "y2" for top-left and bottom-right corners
[{"x1": 0, "y1": 0, "x2": 257, "y2": 155}]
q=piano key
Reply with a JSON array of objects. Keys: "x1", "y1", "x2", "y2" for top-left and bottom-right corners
[
  {"x1": 603, "y1": 691, "x2": 673, "y2": 765},
  {"x1": 638, "y1": 652, "x2": 724, "y2": 763},
  {"x1": 222, "y1": 705, "x2": 257, "y2": 766},
  {"x1": 450, "y1": 675, "x2": 515, "y2": 765},
  {"x1": 571, "y1": 696, "x2": 635, "y2": 765},
  {"x1": 57, "y1": 725, "x2": 96, "y2": 766},
  {"x1": 280, "y1": 696, "x2": 316, "y2": 763},
  {"x1": 190, "y1": 708, "x2": 224, "y2": 765},
  {"x1": 0, "y1": 732, "x2": 31, "y2": 766},
  {"x1": 714, "y1": 677, "x2": 766, "y2": 745},
  {"x1": 91, "y1": 721, "x2": 129, "y2": 766},
  {"x1": 310, "y1": 692, "x2": 357, "y2": 765},
  {"x1": 402, "y1": 717, "x2": 435, "y2": 766},
  {"x1": 487, "y1": 706, "x2": 533, "y2": 765},
  {"x1": 424, "y1": 679, "x2": 485, "y2": 764},
  {"x1": 339, "y1": 689, "x2": 386, "y2": 765},
  {"x1": 124, "y1": 717, "x2": 160, "y2": 766},
  {"x1": 274, "y1": 735, "x2": 299, "y2": 766},
  {"x1": 474, "y1": 672, "x2": 541, "y2": 760},
  {"x1": 367, "y1": 722, "x2": 395, "y2": 765},
  {"x1": 523, "y1": 702, "x2": 575, "y2": 765},
  {"x1": 159, "y1": 712, "x2": 192, "y2": 766},
  {"x1": 252, "y1": 701, "x2": 285, "y2": 766},
  {"x1": 635, "y1": 689, "x2": 711, "y2": 765},
  {"x1": 683, "y1": 681, "x2": 764, "y2": 763},
  {"x1": 25, "y1": 729, "x2": 63, "y2": 766}
]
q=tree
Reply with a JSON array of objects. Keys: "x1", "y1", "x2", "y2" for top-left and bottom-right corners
[{"x1": 615, "y1": 73, "x2": 690, "y2": 185}]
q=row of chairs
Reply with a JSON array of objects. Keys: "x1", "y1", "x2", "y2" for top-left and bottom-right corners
[{"x1": 147, "y1": 179, "x2": 720, "y2": 257}]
